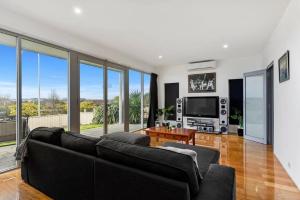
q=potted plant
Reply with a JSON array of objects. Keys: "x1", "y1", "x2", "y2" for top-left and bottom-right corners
[
  {"x1": 157, "y1": 106, "x2": 174, "y2": 128},
  {"x1": 230, "y1": 109, "x2": 243, "y2": 136}
]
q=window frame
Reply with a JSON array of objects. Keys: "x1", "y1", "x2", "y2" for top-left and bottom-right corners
[{"x1": 0, "y1": 27, "x2": 151, "y2": 144}]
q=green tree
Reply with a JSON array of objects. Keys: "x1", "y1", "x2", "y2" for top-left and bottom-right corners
[
  {"x1": 92, "y1": 90, "x2": 146, "y2": 125},
  {"x1": 92, "y1": 104, "x2": 104, "y2": 124},
  {"x1": 92, "y1": 97, "x2": 119, "y2": 125},
  {"x1": 9, "y1": 102, "x2": 38, "y2": 117},
  {"x1": 143, "y1": 92, "x2": 150, "y2": 106},
  {"x1": 80, "y1": 101, "x2": 96, "y2": 112},
  {"x1": 129, "y1": 90, "x2": 141, "y2": 124}
]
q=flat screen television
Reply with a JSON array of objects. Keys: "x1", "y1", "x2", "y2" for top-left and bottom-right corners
[{"x1": 183, "y1": 96, "x2": 219, "y2": 118}]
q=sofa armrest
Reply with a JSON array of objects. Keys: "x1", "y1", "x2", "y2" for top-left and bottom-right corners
[
  {"x1": 94, "y1": 158, "x2": 190, "y2": 200},
  {"x1": 193, "y1": 164, "x2": 235, "y2": 200},
  {"x1": 21, "y1": 160, "x2": 29, "y2": 183}
]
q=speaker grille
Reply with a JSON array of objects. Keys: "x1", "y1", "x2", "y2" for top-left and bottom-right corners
[
  {"x1": 220, "y1": 126, "x2": 227, "y2": 132},
  {"x1": 220, "y1": 99, "x2": 227, "y2": 104},
  {"x1": 177, "y1": 123, "x2": 182, "y2": 128}
]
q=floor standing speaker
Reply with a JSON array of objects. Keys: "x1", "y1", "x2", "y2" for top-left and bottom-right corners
[
  {"x1": 219, "y1": 97, "x2": 228, "y2": 133},
  {"x1": 176, "y1": 98, "x2": 183, "y2": 128}
]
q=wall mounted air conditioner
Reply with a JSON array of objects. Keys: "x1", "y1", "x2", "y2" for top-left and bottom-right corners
[{"x1": 187, "y1": 60, "x2": 217, "y2": 71}]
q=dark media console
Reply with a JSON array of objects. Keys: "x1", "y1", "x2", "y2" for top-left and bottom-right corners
[{"x1": 186, "y1": 118, "x2": 215, "y2": 132}]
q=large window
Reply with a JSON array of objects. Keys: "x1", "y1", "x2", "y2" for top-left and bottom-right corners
[
  {"x1": 0, "y1": 33, "x2": 17, "y2": 172},
  {"x1": 129, "y1": 70, "x2": 142, "y2": 131},
  {"x1": 107, "y1": 68, "x2": 124, "y2": 133},
  {"x1": 0, "y1": 29, "x2": 153, "y2": 173},
  {"x1": 21, "y1": 39, "x2": 69, "y2": 131},
  {"x1": 80, "y1": 61, "x2": 104, "y2": 137}
]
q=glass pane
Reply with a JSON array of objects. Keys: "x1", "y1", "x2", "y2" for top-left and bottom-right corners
[
  {"x1": 245, "y1": 75, "x2": 265, "y2": 140},
  {"x1": 22, "y1": 39, "x2": 69, "y2": 132},
  {"x1": 143, "y1": 74, "x2": 150, "y2": 128},
  {"x1": 129, "y1": 70, "x2": 142, "y2": 131},
  {"x1": 80, "y1": 61, "x2": 104, "y2": 137},
  {"x1": 0, "y1": 33, "x2": 17, "y2": 172},
  {"x1": 107, "y1": 68, "x2": 124, "y2": 133}
]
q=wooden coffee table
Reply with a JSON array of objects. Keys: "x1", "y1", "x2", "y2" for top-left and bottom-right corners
[{"x1": 145, "y1": 127, "x2": 196, "y2": 145}]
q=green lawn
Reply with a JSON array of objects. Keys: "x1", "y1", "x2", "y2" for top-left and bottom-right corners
[
  {"x1": 0, "y1": 140, "x2": 16, "y2": 147},
  {"x1": 80, "y1": 124, "x2": 102, "y2": 131}
]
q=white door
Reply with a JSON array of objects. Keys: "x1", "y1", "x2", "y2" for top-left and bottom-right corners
[{"x1": 244, "y1": 70, "x2": 267, "y2": 144}]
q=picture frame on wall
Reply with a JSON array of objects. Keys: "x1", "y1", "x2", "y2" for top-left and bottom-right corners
[
  {"x1": 188, "y1": 72, "x2": 216, "y2": 93},
  {"x1": 278, "y1": 50, "x2": 290, "y2": 83}
]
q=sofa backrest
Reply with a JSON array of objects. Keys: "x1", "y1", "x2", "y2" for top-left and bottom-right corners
[
  {"x1": 96, "y1": 138, "x2": 201, "y2": 195},
  {"x1": 61, "y1": 132, "x2": 101, "y2": 156},
  {"x1": 30, "y1": 127, "x2": 64, "y2": 145}
]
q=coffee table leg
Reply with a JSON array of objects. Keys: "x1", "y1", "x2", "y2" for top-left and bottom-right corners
[
  {"x1": 193, "y1": 135, "x2": 195, "y2": 146},
  {"x1": 185, "y1": 138, "x2": 189, "y2": 145}
]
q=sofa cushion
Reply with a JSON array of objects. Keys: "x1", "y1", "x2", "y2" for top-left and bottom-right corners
[
  {"x1": 158, "y1": 146, "x2": 200, "y2": 169},
  {"x1": 61, "y1": 132, "x2": 100, "y2": 155},
  {"x1": 96, "y1": 138, "x2": 200, "y2": 195},
  {"x1": 30, "y1": 127, "x2": 64, "y2": 145},
  {"x1": 101, "y1": 132, "x2": 150, "y2": 146},
  {"x1": 192, "y1": 164, "x2": 236, "y2": 200},
  {"x1": 163, "y1": 142, "x2": 220, "y2": 177}
]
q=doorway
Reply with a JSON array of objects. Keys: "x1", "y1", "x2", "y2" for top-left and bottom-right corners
[
  {"x1": 244, "y1": 69, "x2": 267, "y2": 144},
  {"x1": 244, "y1": 65, "x2": 274, "y2": 145}
]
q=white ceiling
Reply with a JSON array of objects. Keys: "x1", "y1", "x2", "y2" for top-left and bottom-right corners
[{"x1": 0, "y1": 0, "x2": 291, "y2": 67}]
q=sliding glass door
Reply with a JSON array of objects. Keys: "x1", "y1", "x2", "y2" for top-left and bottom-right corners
[
  {"x1": 0, "y1": 32, "x2": 17, "y2": 172},
  {"x1": 0, "y1": 29, "x2": 152, "y2": 173},
  {"x1": 107, "y1": 67, "x2": 125, "y2": 133},
  {"x1": 244, "y1": 70, "x2": 267, "y2": 144},
  {"x1": 80, "y1": 60, "x2": 104, "y2": 137},
  {"x1": 21, "y1": 39, "x2": 69, "y2": 133}
]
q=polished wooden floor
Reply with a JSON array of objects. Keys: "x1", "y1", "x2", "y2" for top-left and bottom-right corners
[{"x1": 1, "y1": 133, "x2": 300, "y2": 200}]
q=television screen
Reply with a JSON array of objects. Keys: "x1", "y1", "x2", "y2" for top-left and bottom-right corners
[{"x1": 183, "y1": 97, "x2": 219, "y2": 118}]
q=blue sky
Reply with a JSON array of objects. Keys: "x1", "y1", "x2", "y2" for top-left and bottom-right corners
[{"x1": 0, "y1": 44, "x2": 150, "y2": 101}]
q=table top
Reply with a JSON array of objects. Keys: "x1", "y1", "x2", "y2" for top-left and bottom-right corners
[{"x1": 145, "y1": 127, "x2": 196, "y2": 136}]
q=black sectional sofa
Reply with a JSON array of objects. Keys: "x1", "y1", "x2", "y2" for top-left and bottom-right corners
[{"x1": 21, "y1": 128, "x2": 235, "y2": 200}]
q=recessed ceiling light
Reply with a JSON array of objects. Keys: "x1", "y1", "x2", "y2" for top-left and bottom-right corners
[
  {"x1": 223, "y1": 44, "x2": 229, "y2": 49},
  {"x1": 158, "y1": 55, "x2": 163, "y2": 59},
  {"x1": 73, "y1": 7, "x2": 82, "y2": 15}
]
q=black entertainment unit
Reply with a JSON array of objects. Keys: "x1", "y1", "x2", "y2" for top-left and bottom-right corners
[
  {"x1": 186, "y1": 118, "x2": 215, "y2": 132},
  {"x1": 176, "y1": 96, "x2": 225, "y2": 133}
]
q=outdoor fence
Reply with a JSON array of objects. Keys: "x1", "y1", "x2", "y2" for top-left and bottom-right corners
[
  {"x1": 28, "y1": 112, "x2": 94, "y2": 130},
  {"x1": 0, "y1": 112, "x2": 94, "y2": 142},
  {"x1": 0, "y1": 121, "x2": 16, "y2": 142}
]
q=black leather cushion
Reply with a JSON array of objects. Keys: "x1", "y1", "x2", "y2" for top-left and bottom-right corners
[
  {"x1": 101, "y1": 132, "x2": 150, "y2": 146},
  {"x1": 61, "y1": 132, "x2": 100, "y2": 155},
  {"x1": 163, "y1": 142, "x2": 220, "y2": 177},
  {"x1": 96, "y1": 138, "x2": 200, "y2": 195},
  {"x1": 30, "y1": 127, "x2": 64, "y2": 145}
]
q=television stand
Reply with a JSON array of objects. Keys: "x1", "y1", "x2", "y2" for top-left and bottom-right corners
[
  {"x1": 183, "y1": 117, "x2": 220, "y2": 132},
  {"x1": 196, "y1": 130, "x2": 221, "y2": 135}
]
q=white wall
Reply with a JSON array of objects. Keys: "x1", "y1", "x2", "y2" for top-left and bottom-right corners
[
  {"x1": 0, "y1": 8, "x2": 155, "y2": 73},
  {"x1": 157, "y1": 55, "x2": 263, "y2": 108},
  {"x1": 263, "y1": 0, "x2": 300, "y2": 189}
]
